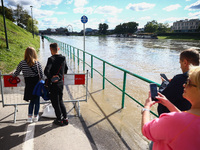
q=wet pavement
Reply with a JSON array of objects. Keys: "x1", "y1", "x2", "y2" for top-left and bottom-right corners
[{"x1": 0, "y1": 38, "x2": 151, "y2": 150}]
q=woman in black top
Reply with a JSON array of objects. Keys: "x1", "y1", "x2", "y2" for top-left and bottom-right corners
[{"x1": 13, "y1": 47, "x2": 44, "y2": 123}]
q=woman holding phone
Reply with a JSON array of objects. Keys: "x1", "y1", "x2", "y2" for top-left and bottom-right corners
[{"x1": 141, "y1": 66, "x2": 200, "y2": 150}]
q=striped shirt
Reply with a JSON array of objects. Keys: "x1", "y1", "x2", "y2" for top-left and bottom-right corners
[{"x1": 14, "y1": 60, "x2": 44, "y2": 79}]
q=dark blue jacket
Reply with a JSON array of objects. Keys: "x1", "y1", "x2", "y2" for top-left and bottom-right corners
[
  {"x1": 32, "y1": 80, "x2": 49, "y2": 100},
  {"x1": 157, "y1": 72, "x2": 191, "y2": 116}
]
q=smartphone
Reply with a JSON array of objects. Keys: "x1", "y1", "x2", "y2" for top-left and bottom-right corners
[
  {"x1": 51, "y1": 76, "x2": 60, "y2": 82},
  {"x1": 150, "y1": 83, "x2": 158, "y2": 101},
  {"x1": 160, "y1": 73, "x2": 169, "y2": 82}
]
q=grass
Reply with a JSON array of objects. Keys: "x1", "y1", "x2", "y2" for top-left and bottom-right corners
[
  {"x1": 158, "y1": 35, "x2": 200, "y2": 40},
  {"x1": 0, "y1": 14, "x2": 40, "y2": 74}
]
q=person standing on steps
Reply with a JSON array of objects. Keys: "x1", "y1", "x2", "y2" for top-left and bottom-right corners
[{"x1": 44, "y1": 43, "x2": 68, "y2": 126}]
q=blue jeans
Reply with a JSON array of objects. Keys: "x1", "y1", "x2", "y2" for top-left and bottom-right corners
[{"x1": 28, "y1": 96, "x2": 40, "y2": 116}]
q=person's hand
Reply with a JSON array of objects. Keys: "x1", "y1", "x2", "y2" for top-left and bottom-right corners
[
  {"x1": 156, "y1": 92, "x2": 170, "y2": 106},
  {"x1": 51, "y1": 75, "x2": 59, "y2": 83},
  {"x1": 144, "y1": 92, "x2": 158, "y2": 109},
  {"x1": 161, "y1": 77, "x2": 172, "y2": 82}
]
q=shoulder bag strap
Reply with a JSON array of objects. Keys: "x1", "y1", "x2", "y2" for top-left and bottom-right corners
[{"x1": 36, "y1": 61, "x2": 41, "y2": 80}]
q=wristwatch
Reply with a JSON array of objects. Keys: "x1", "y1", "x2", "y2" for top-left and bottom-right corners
[{"x1": 141, "y1": 108, "x2": 150, "y2": 114}]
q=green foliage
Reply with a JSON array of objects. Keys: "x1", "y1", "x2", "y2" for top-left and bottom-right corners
[
  {"x1": 144, "y1": 20, "x2": 171, "y2": 34},
  {"x1": 144, "y1": 20, "x2": 158, "y2": 33},
  {"x1": 0, "y1": 6, "x2": 15, "y2": 22},
  {"x1": 0, "y1": 14, "x2": 40, "y2": 74},
  {"x1": 114, "y1": 22, "x2": 138, "y2": 34},
  {"x1": 99, "y1": 23, "x2": 109, "y2": 34},
  {"x1": 27, "y1": 18, "x2": 39, "y2": 34}
]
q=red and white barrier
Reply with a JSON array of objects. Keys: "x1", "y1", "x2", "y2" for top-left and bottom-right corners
[{"x1": 3, "y1": 74, "x2": 85, "y2": 87}]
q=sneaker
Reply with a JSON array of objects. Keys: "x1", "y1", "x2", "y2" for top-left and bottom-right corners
[
  {"x1": 62, "y1": 118, "x2": 68, "y2": 125},
  {"x1": 27, "y1": 117, "x2": 32, "y2": 123},
  {"x1": 53, "y1": 119, "x2": 63, "y2": 126},
  {"x1": 33, "y1": 115, "x2": 39, "y2": 122}
]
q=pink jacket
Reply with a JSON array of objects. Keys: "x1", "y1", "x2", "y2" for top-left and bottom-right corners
[{"x1": 142, "y1": 112, "x2": 200, "y2": 150}]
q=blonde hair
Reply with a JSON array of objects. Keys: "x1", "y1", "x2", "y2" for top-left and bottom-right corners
[
  {"x1": 24, "y1": 47, "x2": 38, "y2": 67},
  {"x1": 188, "y1": 66, "x2": 200, "y2": 89}
]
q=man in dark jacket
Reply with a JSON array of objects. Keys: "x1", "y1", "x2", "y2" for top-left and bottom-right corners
[
  {"x1": 44, "y1": 43, "x2": 68, "y2": 126},
  {"x1": 158, "y1": 49, "x2": 199, "y2": 116}
]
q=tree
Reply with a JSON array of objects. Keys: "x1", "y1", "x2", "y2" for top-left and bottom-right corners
[
  {"x1": 99, "y1": 23, "x2": 109, "y2": 34},
  {"x1": 114, "y1": 24, "x2": 123, "y2": 35},
  {"x1": 144, "y1": 20, "x2": 158, "y2": 33},
  {"x1": 157, "y1": 23, "x2": 170, "y2": 33},
  {"x1": 13, "y1": 4, "x2": 31, "y2": 28},
  {"x1": 13, "y1": 4, "x2": 23, "y2": 25},
  {"x1": 0, "y1": 6, "x2": 14, "y2": 21},
  {"x1": 27, "y1": 18, "x2": 39, "y2": 34},
  {"x1": 114, "y1": 22, "x2": 138, "y2": 34}
]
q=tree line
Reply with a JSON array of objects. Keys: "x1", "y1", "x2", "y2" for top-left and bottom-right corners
[
  {"x1": 0, "y1": 5, "x2": 38, "y2": 34},
  {"x1": 99, "y1": 20, "x2": 171, "y2": 35}
]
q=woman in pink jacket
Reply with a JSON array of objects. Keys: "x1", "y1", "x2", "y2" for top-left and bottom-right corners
[{"x1": 142, "y1": 66, "x2": 200, "y2": 150}]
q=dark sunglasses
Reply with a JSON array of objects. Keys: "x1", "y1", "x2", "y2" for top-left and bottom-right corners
[{"x1": 185, "y1": 79, "x2": 197, "y2": 87}]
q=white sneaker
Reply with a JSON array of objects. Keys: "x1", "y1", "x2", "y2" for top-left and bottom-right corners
[
  {"x1": 27, "y1": 117, "x2": 33, "y2": 123},
  {"x1": 33, "y1": 116, "x2": 39, "y2": 122}
]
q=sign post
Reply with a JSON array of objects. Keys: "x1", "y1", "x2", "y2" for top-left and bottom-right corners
[{"x1": 81, "y1": 15, "x2": 88, "y2": 71}]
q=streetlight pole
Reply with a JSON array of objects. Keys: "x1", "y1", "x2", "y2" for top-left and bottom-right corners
[
  {"x1": 30, "y1": 6, "x2": 34, "y2": 38},
  {"x1": 1, "y1": 0, "x2": 9, "y2": 50}
]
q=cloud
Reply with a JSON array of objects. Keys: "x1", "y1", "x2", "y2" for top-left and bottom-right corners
[
  {"x1": 185, "y1": 0, "x2": 200, "y2": 10},
  {"x1": 159, "y1": 17, "x2": 185, "y2": 24},
  {"x1": 5, "y1": 0, "x2": 62, "y2": 9},
  {"x1": 186, "y1": 0, "x2": 191, "y2": 1},
  {"x1": 55, "y1": 12, "x2": 68, "y2": 15},
  {"x1": 188, "y1": 11, "x2": 200, "y2": 17},
  {"x1": 139, "y1": 16, "x2": 151, "y2": 20},
  {"x1": 74, "y1": 0, "x2": 88, "y2": 8},
  {"x1": 73, "y1": 7, "x2": 94, "y2": 14},
  {"x1": 94, "y1": 6, "x2": 123, "y2": 15},
  {"x1": 126, "y1": 2, "x2": 155, "y2": 11},
  {"x1": 163, "y1": 4, "x2": 181, "y2": 11},
  {"x1": 66, "y1": 0, "x2": 73, "y2": 5}
]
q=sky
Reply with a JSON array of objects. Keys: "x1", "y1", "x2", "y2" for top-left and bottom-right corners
[{"x1": 1, "y1": 0, "x2": 200, "y2": 32}]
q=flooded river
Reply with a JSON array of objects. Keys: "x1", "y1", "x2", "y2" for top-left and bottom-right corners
[
  {"x1": 39, "y1": 36, "x2": 200, "y2": 149},
  {"x1": 51, "y1": 36, "x2": 200, "y2": 82}
]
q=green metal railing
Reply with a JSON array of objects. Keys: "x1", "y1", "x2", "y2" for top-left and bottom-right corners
[{"x1": 45, "y1": 36, "x2": 160, "y2": 117}]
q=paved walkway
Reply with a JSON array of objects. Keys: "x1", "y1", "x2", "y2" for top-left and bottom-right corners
[{"x1": 0, "y1": 38, "x2": 150, "y2": 150}]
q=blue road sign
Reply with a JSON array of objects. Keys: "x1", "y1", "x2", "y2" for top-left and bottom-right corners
[{"x1": 81, "y1": 15, "x2": 88, "y2": 24}]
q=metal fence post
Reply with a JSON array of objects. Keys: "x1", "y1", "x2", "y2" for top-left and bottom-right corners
[
  {"x1": 73, "y1": 47, "x2": 75, "y2": 61},
  {"x1": 121, "y1": 71, "x2": 127, "y2": 108},
  {"x1": 70, "y1": 46, "x2": 72, "y2": 59},
  {"x1": 91, "y1": 56, "x2": 93, "y2": 78},
  {"x1": 77, "y1": 49, "x2": 79, "y2": 65},
  {"x1": 103, "y1": 61, "x2": 105, "y2": 89},
  {"x1": 83, "y1": 51, "x2": 85, "y2": 71}
]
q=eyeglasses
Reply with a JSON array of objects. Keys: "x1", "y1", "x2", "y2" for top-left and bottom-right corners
[{"x1": 185, "y1": 79, "x2": 197, "y2": 87}]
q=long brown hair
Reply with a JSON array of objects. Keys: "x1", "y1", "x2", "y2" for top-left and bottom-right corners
[{"x1": 24, "y1": 47, "x2": 38, "y2": 67}]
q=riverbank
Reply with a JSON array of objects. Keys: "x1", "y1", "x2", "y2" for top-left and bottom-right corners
[
  {"x1": 158, "y1": 35, "x2": 200, "y2": 40},
  {"x1": 0, "y1": 14, "x2": 40, "y2": 74}
]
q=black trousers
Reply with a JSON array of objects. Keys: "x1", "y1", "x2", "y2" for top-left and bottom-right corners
[{"x1": 50, "y1": 81, "x2": 67, "y2": 120}]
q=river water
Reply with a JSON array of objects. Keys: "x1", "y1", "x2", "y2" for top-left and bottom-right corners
[
  {"x1": 39, "y1": 36, "x2": 200, "y2": 149},
  {"x1": 50, "y1": 36, "x2": 200, "y2": 82}
]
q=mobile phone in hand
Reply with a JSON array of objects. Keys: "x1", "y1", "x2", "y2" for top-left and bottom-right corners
[
  {"x1": 51, "y1": 76, "x2": 60, "y2": 82},
  {"x1": 160, "y1": 73, "x2": 169, "y2": 82},
  {"x1": 150, "y1": 83, "x2": 158, "y2": 101}
]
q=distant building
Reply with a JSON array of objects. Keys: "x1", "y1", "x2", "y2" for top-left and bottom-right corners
[{"x1": 172, "y1": 19, "x2": 200, "y2": 32}]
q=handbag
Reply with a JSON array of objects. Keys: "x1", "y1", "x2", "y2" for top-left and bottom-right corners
[
  {"x1": 51, "y1": 65, "x2": 62, "y2": 82},
  {"x1": 45, "y1": 64, "x2": 62, "y2": 89}
]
